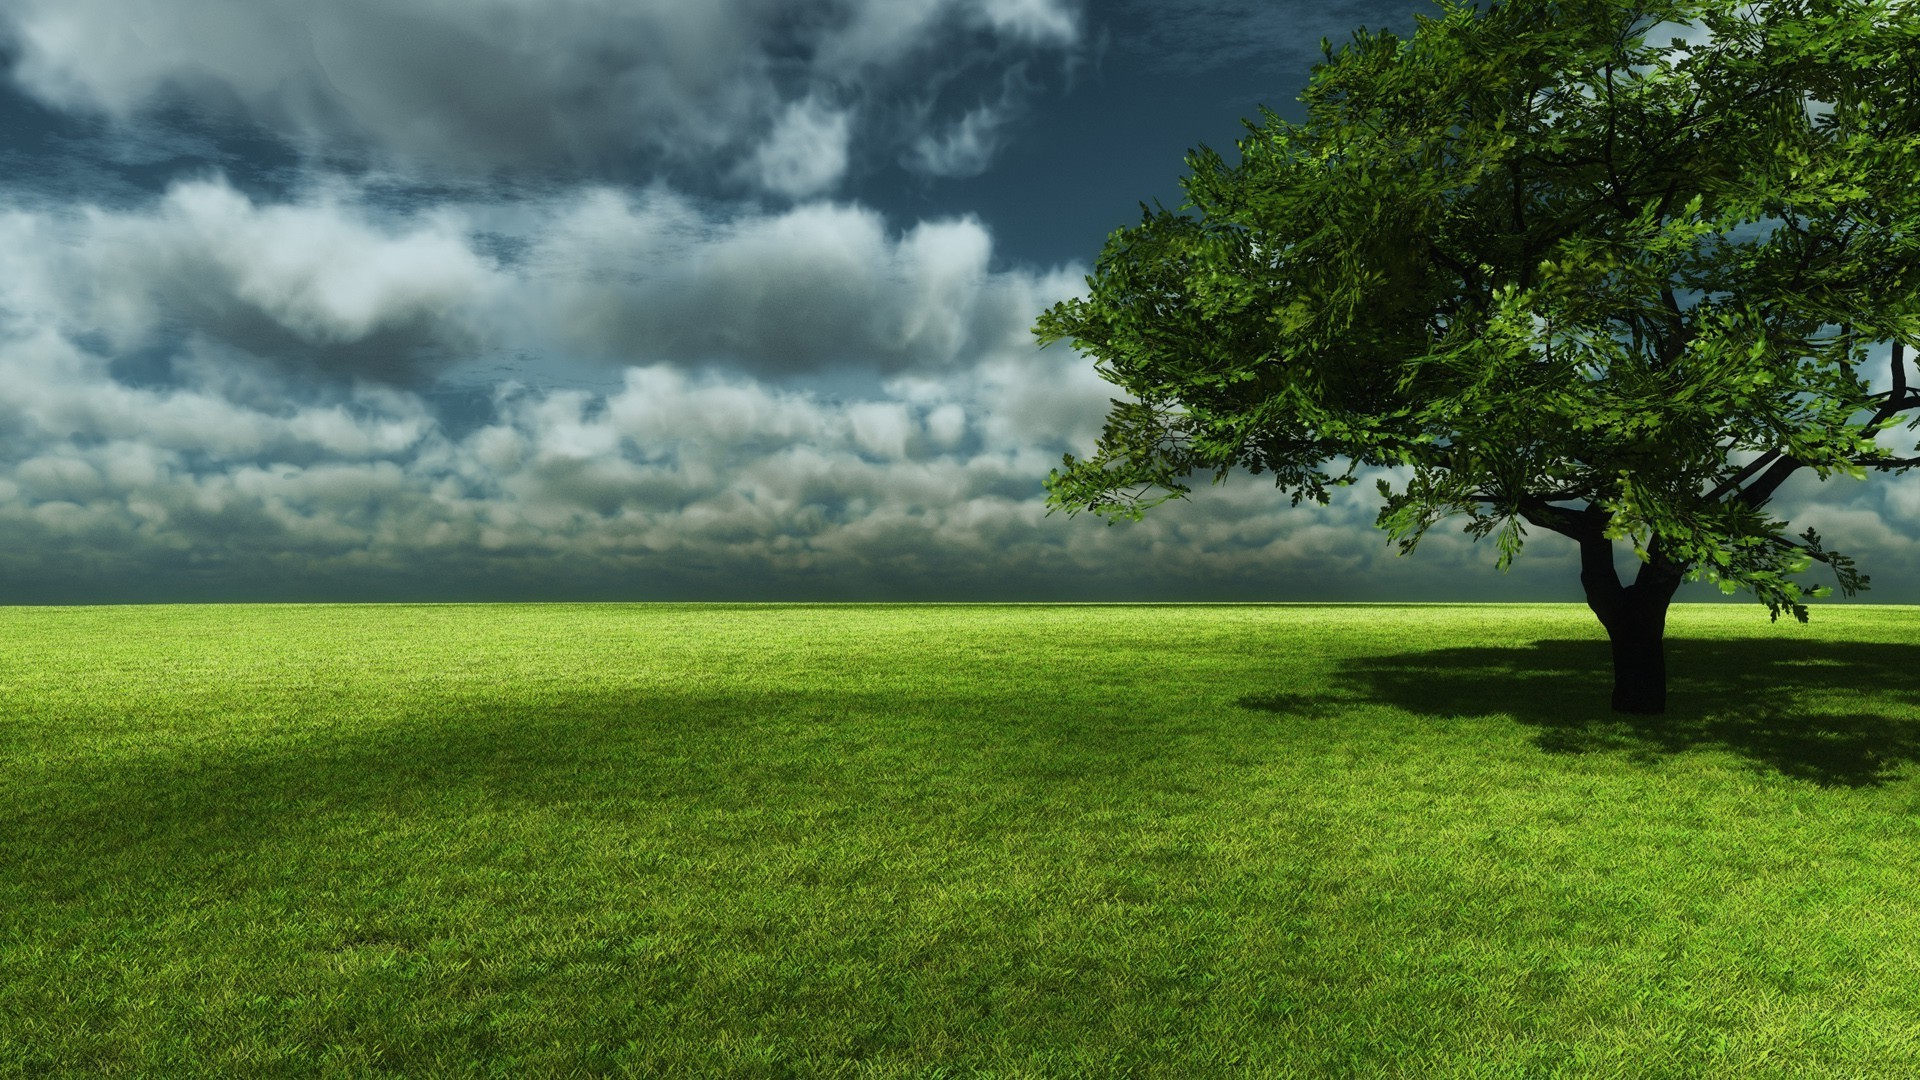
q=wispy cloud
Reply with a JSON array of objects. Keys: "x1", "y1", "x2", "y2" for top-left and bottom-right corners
[{"x1": 907, "y1": 104, "x2": 1008, "y2": 179}]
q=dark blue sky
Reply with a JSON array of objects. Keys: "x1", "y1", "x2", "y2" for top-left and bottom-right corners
[{"x1": 0, "y1": 0, "x2": 1904, "y2": 605}]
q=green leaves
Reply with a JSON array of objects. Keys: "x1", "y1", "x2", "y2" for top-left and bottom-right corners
[{"x1": 1039, "y1": 0, "x2": 1920, "y2": 619}]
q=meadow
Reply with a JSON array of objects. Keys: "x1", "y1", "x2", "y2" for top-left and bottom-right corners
[{"x1": 3, "y1": 601, "x2": 1920, "y2": 1078}]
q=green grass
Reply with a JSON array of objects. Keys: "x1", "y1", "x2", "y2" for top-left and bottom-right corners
[{"x1": 4, "y1": 602, "x2": 1920, "y2": 1078}]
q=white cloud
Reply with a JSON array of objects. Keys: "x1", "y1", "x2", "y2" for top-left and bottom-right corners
[
  {"x1": 1, "y1": 175, "x2": 1048, "y2": 385},
  {"x1": 527, "y1": 187, "x2": 1024, "y2": 374},
  {"x1": 820, "y1": 0, "x2": 1074, "y2": 71},
  {"x1": 847, "y1": 401, "x2": 916, "y2": 460},
  {"x1": 1884, "y1": 476, "x2": 1920, "y2": 526},
  {"x1": 926, "y1": 402, "x2": 968, "y2": 447},
  {"x1": 742, "y1": 96, "x2": 854, "y2": 198},
  {"x1": 0, "y1": 0, "x2": 1082, "y2": 193},
  {"x1": 154, "y1": 184, "x2": 486, "y2": 338},
  {"x1": 11, "y1": 178, "x2": 503, "y2": 384}
]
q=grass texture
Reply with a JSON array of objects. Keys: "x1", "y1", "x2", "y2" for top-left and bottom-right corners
[{"x1": 4, "y1": 602, "x2": 1920, "y2": 1077}]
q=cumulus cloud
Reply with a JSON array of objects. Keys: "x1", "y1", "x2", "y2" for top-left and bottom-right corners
[
  {"x1": 527, "y1": 186, "x2": 1041, "y2": 375},
  {"x1": 0, "y1": 0, "x2": 1082, "y2": 191},
  {"x1": 4, "y1": 178, "x2": 503, "y2": 385},
  {"x1": 4, "y1": 175, "x2": 1057, "y2": 385}
]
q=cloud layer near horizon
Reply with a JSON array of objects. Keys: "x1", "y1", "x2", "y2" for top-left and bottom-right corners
[
  {"x1": 0, "y1": 173, "x2": 1911, "y2": 606},
  {"x1": 0, "y1": 173, "x2": 1558, "y2": 603}
]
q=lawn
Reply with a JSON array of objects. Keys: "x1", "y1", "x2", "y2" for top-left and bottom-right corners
[{"x1": 3, "y1": 602, "x2": 1920, "y2": 1077}]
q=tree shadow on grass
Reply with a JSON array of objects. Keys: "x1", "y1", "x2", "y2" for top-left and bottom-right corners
[
  {"x1": 8, "y1": 684, "x2": 1228, "y2": 911},
  {"x1": 1239, "y1": 638, "x2": 1920, "y2": 788}
]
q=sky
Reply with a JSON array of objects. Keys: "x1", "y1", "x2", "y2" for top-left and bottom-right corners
[{"x1": 0, "y1": 0, "x2": 1912, "y2": 606}]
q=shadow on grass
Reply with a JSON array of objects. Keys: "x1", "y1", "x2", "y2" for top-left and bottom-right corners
[
  {"x1": 21, "y1": 636, "x2": 1920, "y2": 913},
  {"x1": 1240, "y1": 638, "x2": 1920, "y2": 788},
  {"x1": 5, "y1": 685, "x2": 1199, "y2": 907}
]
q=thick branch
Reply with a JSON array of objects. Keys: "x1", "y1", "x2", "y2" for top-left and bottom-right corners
[
  {"x1": 1577, "y1": 530, "x2": 1623, "y2": 625},
  {"x1": 1710, "y1": 343, "x2": 1919, "y2": 503},
  {"x1": 1705, "y1": 448, "x2": 1782, "y2": 503},
  {"x1": 1737, "y1": 454, "x2": 1806, "y2": 509},
  {"x1": 1516, "y1": 496, "x2": 1608, "y2": 541},
  {"x1": 1426, "y1": 241, "x2": 1482, "y2": 298},
  {"x1": 1858, "y1": 343, "x2": 1917, "y2": 441},
  {"x1": 1880, "y1": 340, "x2": 1911, "y2": 421},
  {"x1": 1632, "y1": 533, "x2": 1688, "y2": 593},
  {"x1": 1468, "y1": 491, "x2": 1583, "y2": 503}
]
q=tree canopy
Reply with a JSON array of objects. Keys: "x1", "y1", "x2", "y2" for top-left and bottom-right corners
[{"x1": 1037, "y1": 0, "x2": 1920, "y2": 712}]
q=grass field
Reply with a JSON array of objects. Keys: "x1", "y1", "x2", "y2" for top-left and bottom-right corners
[{"x1": 4, "y1": 602, "x2": 1920, "y2": 1077}]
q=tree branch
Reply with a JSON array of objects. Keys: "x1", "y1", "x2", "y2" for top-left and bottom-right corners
[
  {"x1": 1526, "y1": 150, "x2": 1608, "y2": 169},
  {"x1": 1632, "y1": 532, "x2": 1689, "y2": 594},
  {"x1": 1426, "y1": 241, "x2": 1479, "y2": 293},
  {"x1": 1603, "y1": 62, "x2": 1632, "y2": 219},
  {"x1": 1710, "y1": 343, "x2": 1917, "y2": 501},
  {"x1": 1517, "y1": 496, "x2": 1607, "y2": 541},
  {"x1": 1736, "y1": 453, "x2": 1806, "y2": 509},
  {"x1": 1860, "y1": 342, "x2": 1916, "y2": 431},
  {"x1": 1469, "y1": 491, "x2": 1583, "y2": 504},
  {"x1": 1704, "y1": 448, "x2": 1782, "y2": 502},
  {"x1": 1864, "y1": 392, "x2": 1920, "y2": 409},
  {"x1": 1510, "y1": 155, "x2": 1531, "y2": 289}
]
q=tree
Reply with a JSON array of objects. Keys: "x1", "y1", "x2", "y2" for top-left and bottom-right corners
[{"x1": 1036, "y1": 0, "x2": 1920, "y2": 714}]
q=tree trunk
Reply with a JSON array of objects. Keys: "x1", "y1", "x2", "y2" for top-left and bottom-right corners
[
  {"x1": 1601, "y1": 594, "x2": 1670, "y2": 713},
  {"x1": 1578, "y1": 535, "x2": 1683, "y2": 715}
]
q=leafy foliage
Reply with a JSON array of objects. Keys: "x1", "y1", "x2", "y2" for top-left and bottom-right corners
[{"x1": 1039, "y1": 0, "x2": 1920, "y2": 622}]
